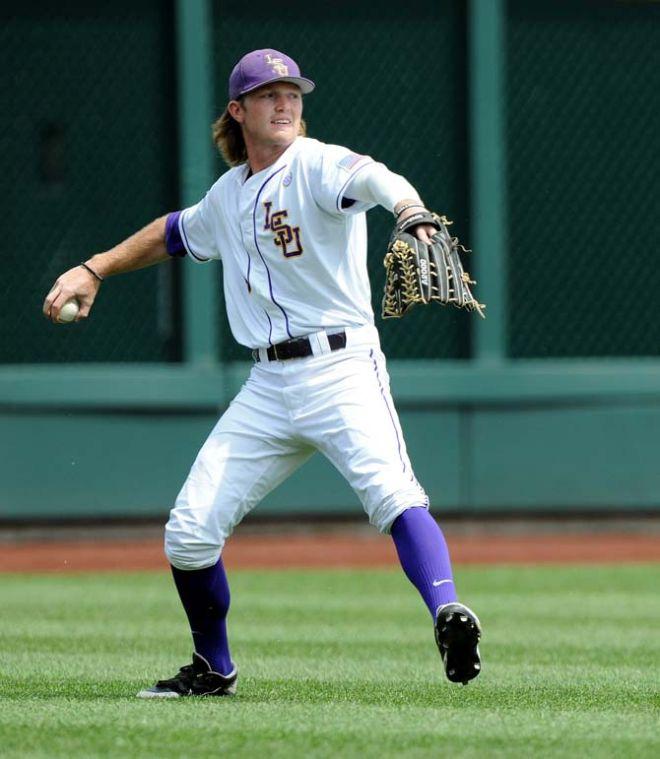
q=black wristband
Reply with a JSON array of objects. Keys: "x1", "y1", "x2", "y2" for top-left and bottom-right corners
[
  {"x1": 80, "y1": 262, "x2": 104, "y2": 282},
  {"x1": 396, "y1": 210, "x2": 441, "y2": 235}
]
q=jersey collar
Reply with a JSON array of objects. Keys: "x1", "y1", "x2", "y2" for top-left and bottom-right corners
[{"x1": 240, "y1": 137, "x2": 304, "y2": 185}]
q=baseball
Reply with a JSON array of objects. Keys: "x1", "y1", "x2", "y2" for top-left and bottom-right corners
[{"x1": 57, "y1": 299, "x2": 80, "y2": 324}]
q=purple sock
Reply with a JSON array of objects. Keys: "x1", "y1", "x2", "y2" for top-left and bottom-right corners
[
  {"x1": 170, "y1": 557, "x2": 234, "y2": 675},
  {"x1": 391, "y1": 507, "x2": 457, "y2": 617}
]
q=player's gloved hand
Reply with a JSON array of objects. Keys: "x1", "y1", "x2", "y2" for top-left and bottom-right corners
[
  {"x1": 382, "y1": 210, "x2": 485, "y2": 319},
  {"x1": 43, "y1": 262, "x2": 103, "y2": 323}
]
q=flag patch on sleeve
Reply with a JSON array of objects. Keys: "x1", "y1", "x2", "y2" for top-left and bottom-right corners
[{"x1": 338, "y1": 153, "x2": 366, "y2": 171}]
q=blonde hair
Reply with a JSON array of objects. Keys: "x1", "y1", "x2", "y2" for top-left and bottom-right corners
[{"x1": 212, "y1": 104, "x2": 307, "y2": 167}]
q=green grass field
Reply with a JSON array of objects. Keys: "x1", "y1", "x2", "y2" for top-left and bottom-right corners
[{"x1": 1, "y1": 565, "x2": 658, "y2": 758}]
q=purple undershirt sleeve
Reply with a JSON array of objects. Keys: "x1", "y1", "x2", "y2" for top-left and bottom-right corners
[{"x1": 165, "y1": 211, "x2": 186, "y2": 257}]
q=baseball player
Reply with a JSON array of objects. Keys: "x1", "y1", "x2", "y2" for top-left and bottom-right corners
[{"x1": 43, "y1": 49, "x2": 482, "y2": 697}]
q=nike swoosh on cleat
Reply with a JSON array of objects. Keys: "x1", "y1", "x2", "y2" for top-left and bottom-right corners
[{"x1": 432, "y1": 579, "x2": 454, "y2": 587}]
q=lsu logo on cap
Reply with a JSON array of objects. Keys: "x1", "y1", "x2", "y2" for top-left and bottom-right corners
[{"x1": 265, "y1": 53, "x2": 289, "y2": 76}]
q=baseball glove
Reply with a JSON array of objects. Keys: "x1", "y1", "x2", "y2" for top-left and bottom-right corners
[{"x1": 382, "y1": 211, "x2": 485, "y2": 319}]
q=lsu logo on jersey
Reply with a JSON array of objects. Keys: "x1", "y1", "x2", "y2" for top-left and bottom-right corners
[{"x1": 263, "y1": 201, "x2": 303, "y2": 258}]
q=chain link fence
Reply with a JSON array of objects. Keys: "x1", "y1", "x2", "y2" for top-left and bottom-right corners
[
  {"x1": 212, "y1": 0, "x2": 470, "y2": 361},
  {"x1": 1, "y1": 1, "x2": 181, "y2": 363},
  {"x1": 3, "y1": 1, "x2": 659, "y2": 367},
  {"x1": 507, "y1": 0, "x2": 660, "y2": 358}
]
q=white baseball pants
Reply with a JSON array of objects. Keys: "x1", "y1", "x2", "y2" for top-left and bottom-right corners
[{"x1": 165, "y1": 325, "x2": 428, "y2": 569}]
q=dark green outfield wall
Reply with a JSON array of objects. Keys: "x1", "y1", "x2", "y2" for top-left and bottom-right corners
[
  {"x1": 1, "y1": 1, "x2": 659, "y2": 520},
  {"x1": 2, "y1": 397, "x2": 659, "y2": 521}
]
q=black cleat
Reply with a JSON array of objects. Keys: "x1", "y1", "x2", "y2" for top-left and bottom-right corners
[
  {"x1": 136, "y1": 652, "x2": 238, "y2": 698},
  {"x1": 434, "y1": 602, "x2": 482, "y2": 685}
]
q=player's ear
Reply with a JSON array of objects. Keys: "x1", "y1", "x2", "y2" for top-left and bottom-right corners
[{"x1": 227, "y1": 100, "x2": 244, "y2": 123}]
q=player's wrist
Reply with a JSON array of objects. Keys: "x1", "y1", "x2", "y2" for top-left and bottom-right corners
[
  {"x1": 80, "y1": 261, "x2": 104, "y2": 283},
  {"x1": 394, "y1": 200, "x2": 427, "y2": 219}
]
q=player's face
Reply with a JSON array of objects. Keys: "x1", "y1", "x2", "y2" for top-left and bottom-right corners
[{"x1": 235, "y1": 83, "x2": 303, "y2": 148}]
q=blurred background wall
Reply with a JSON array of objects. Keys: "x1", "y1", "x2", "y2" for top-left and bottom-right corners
[{"x1": 1, "y1": 0, "x2": 659, "y2": 521}]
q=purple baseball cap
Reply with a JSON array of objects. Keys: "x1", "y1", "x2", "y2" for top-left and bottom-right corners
[{"x1": 228, "y1": 49, "x2": 315, "y2": 101}]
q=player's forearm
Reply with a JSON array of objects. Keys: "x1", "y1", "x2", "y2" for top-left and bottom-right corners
[
  {"x1": 85, "y1": 216, "x2": 171, "y2": 278},
  {"x1": 345, "y1": 162, "x2": 423, "y2": 214}
]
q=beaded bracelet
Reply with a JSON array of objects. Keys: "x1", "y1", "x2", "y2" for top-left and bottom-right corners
[{"x1": 394, "y1": 202, "x2": 426, "y2": 218}]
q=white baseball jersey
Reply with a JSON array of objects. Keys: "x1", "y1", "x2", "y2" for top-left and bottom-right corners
[{"x1": 176, "y1": 137, "x2": 377, "y2": 348}]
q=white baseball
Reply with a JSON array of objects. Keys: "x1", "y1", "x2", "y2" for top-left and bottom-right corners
[{"x1": 57, "y1": 299, "x2": 80, "y2": 323}]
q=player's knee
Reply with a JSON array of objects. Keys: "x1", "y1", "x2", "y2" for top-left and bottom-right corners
[
  {"x1": 164, "y1": 523, "x2": 223, "y2": 570},
  {"x1": 164, "y1": 539, "x2": 222, "y2": 571},
  {"x1": 368, "y1": 491, "x2": 429, "y2": 534}
]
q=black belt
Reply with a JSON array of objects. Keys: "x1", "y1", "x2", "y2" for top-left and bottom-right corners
[{"x1": 252, "y1": 331, "x2": 347, "y2": 362}]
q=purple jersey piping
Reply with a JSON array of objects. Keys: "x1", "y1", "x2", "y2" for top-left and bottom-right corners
[
  {"x1": 370, "y1": 348, "x2": 407, "y2": 474},
  {"x1": 252, "y1": 165, "x2": 292, "y2": 342},
  {"x1": 263, "y1": 309, "x2": 274, "y2": 347}
]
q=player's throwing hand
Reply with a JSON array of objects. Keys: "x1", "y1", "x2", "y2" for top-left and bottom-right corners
[{"x1": 43, "y1": 261, "x2": 103, "y2": 323}]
